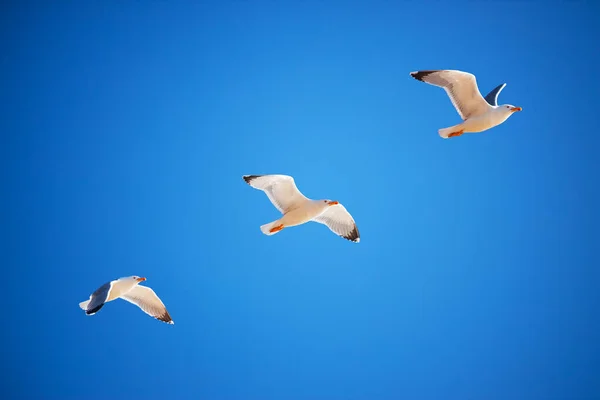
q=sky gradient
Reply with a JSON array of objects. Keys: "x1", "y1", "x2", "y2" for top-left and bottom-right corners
[{"x1": 2, "y1": 1, "x2": 599, "y2": 399}]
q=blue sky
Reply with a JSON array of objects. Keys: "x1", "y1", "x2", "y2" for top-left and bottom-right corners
[{"x1": 2, "y1": 1, "x2": 599, "y2": 399}]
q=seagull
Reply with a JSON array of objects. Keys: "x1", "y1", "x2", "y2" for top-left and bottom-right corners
[
  {"x1": 409, "y1": 70, "x2": 522, "y2": 138},
  {"x1": 243, "y1": 174, "x2": 360, "y2": 243},
  {"x1": 79, "y1": 276, "x2": 174, "y2": 324}
]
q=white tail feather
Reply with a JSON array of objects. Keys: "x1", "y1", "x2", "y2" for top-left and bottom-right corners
[
  {"x1": 79, "y1": 299, "x2": 90, "y2": 310},
  {"x1": 260, "y1": 221, "x2": 282, "y2": 236}
]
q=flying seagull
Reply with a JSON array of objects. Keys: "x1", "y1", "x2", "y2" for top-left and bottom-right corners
[
  {"x1": 409, "y1": 70, "x2": 522, "y2": 138},
  {"x1": 243, "y1": 174, "x2": 360, "y2": 243},
  {"x1": 79, "y1": 276, "x2": 174, "y2": 324}
]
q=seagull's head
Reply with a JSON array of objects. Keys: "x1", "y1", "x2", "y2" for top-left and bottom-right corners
[
  {"x1": 501, "y1": 104, "x2": 523, "y2": 114},
  {"x1": 130, "y1": 276, "x2": 146, "y2": 284},
  {"x1": 322, "y1": 200, "x2": 339, "y2": 207}
]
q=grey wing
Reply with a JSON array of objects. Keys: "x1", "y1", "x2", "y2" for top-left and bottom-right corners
[
  {"x1": 243, "y1": 174, "x2": 309, "y2": 213},
  {"x1": 312, "y1": 204, "x2": 360, "y2": 243},
  {"x1": 82, "y1": 281, "x2": 112, "y2": 315},
  {"x1": 409, "y1": 70, "x2": 491, "y2": 120},
  {"x1": 120, "y1": 285, "x2": 174, "y2": 324},
  {"x1": 484, "y1": 83, "x2": 506, "y2": 106}
]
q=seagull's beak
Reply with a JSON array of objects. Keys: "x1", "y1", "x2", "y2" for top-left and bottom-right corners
[
  {"x1": 328, "y1": 201, "x2": 339, "y2": 206},
  {"x1": 136, "y1": 277, "x2": 146, "y2": 282},
  {"x1": 510, "y1": 106, "x2": 522, "y2": 112}
]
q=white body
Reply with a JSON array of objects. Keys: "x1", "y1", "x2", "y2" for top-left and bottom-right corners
[
  {"x1": 440, "y1": 106, "x2": 516, "y2": 137},
  {"x1": 105, "y1": 278, "x2": 138, "y2": 302},
  {"x1": 263, "y1": 199, "x2": 329, "y2": 233}
]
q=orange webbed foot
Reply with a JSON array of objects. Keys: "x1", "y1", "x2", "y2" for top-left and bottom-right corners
[
  {"x1": 448, "y1": 130, "x2": 464, "y2": 138},
  {"x1": 269, "y1": 224, "x2": 284, "y2": 233}
]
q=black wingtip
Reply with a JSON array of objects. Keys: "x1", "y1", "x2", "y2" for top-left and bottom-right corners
[
  {"x1": 343, "y1": 225, "x2": 360, "y2": 243},
  {"x1": 410, "y1": 70, "x2": 438, "y2": 82},
  {"x1": 243, "y1": 175, "x2": 262, "y2": 184},
  {"x1": 86, "y1": 303, "x2": 104, "y2": 315},
  {"x1": 157, "y1": 311, "x2": 174, "y2": 324}
]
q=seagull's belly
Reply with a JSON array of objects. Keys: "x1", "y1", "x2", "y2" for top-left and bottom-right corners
[
  {"x1": 107, "y1": 286, "x2": 123, "y2": 301},
  {"x1": 463, "y1": 116, "x2": 496, "y2": 132},
  {"x1": 463, "y1": 113, "x2": 508, "y2": 133},
  {"x1": 106, "y1": 281, "x2": 135, "y2": 301},
  {"x1": 282, "y1": 207, "x2": 320, "y2": 227}
]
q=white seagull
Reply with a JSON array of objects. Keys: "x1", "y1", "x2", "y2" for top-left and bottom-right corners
[
  {"x1": 243, "y1": 174, "x2": 360, "y2": 243},
  {"x1": 409, "y1": 70, "x2": 522, "y2": 138},
  {"x1": 79, "y1": 276, "x2": 174, "y2": 324}
]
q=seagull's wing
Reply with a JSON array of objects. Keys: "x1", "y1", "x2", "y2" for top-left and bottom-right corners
[
  {"x1": 484, "y1": 83, "x2": 506, "y2": 106},
  {"x1": 312, "y1": 204, "x2": 360, "y2": 243},
  {"x1": 120, "y1": 285, "x2": 174, "y2": 324},
  {"x1": 410, "y1": 70, "x2": 491, "y2": 119},
  {"x1": 80, "y1": 281, "x2": 113, "y2": 315},
  {"x1": 243, "y1": 174, "x2": 310, "y2": 214}
]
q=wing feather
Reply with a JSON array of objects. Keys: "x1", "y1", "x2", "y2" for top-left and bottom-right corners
[
  {"x1": 83, "y1": 281, "x2": 113, "y2": 315},
  {"x1": 312, "y1": 204, "x2": 360, "y2": 243},
  {"x1": 484, "y1": 83, "x2": 506, "y2": 106},
  {"x1": 410, "y1": 70, "x2": 491, "y2": 119},
  {"x1": 121, "y1": 285, "x2": 174, "y2": 324},
  {"x1": 243, "y1": 174, "x2": 310, "y2": 213}
]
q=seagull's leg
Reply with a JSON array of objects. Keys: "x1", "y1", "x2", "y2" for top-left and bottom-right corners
[
  {"x1": 448, "y1": 130, "x2": 464, "y2": 138},
  {"x1": 269, "y1": 224, "x2": 284, "y2": 233}
]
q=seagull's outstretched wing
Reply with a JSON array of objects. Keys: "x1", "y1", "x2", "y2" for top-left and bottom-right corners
[
  {"x1": 484, "y1": 83, "x2": 506, "y2": 106},
  {"x1": 312, "y1": 204, "x2": 360, "y2": 243},
  {"x1": 80, "y1": 281, "x2": 113, "y2": 315},
  {"x1": 121, "y1": 285, "x2": 174, "y2": 324},
  {"x1": 243, "y1": 174, "x2": 310, "y2": 214},
  {"x1": 410, "y1": 70, "x2": 491, "y2": 119}
]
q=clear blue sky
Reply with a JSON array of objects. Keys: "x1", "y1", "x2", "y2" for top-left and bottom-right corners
[{"x1": 2, "y1": 1, "x2": 599, "y2": 399}]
